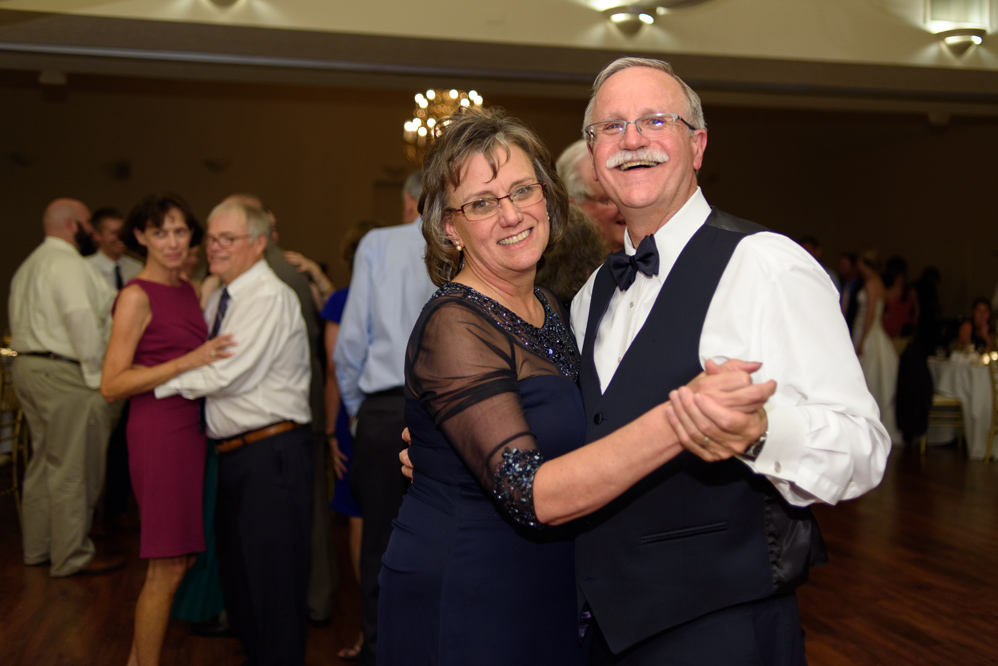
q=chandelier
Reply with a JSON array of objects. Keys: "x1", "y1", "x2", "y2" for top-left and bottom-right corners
[{"x1": 403, "y1": 88, "x2": 484, "y2": 164}]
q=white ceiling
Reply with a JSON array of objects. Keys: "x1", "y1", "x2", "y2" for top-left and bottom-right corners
[{"x1": 0, "y1": 0, "x2": 994, "y2": 70}]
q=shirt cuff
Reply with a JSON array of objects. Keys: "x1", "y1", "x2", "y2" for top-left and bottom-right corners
[
  {"x1": 154, "y1": 382, "x2": 179, "y2": 399},
  {"x1": 741, "y1": 404, "x2": 841, "y2": 507},
  {"x1": 748, "y1": 404, "x2": 803, "y2": 478}
]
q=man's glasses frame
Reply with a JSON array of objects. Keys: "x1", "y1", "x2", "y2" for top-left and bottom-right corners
[
  {"x1": 205, "y1": 233, "x2": 251, "y2": 249},
  {"x1": 584, "y1": 113, "x2": 699, "y2": 143}
]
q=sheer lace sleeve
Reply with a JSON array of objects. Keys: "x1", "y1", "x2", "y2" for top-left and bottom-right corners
[{"x1": 406, "y1": 291, "x2": 558, "y2": 527}]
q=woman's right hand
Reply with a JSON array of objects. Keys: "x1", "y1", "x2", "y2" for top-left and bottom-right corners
[
  {"x1": 664, "y1": 358, "x2": 775, "y2": 462},
  {"x1": 328, "y1": 435, "x2": 349, "y2": 480}
]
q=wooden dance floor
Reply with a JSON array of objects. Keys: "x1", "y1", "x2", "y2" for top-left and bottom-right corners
[{"x1": 0, "y1": 445, "x2": 995, "y2": 665}]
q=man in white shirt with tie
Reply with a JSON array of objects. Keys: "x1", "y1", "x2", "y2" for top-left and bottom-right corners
[
  {"x1": 155, "y1": 199, "x2": 313, "y2": 666},
  {"x1": 86, "y1": 207, "x2": 144, "y2": 290},
  {"x1": 86, "y1": 206, "x2": 143, "y2": 533},
  {"x1": 9, "y1": 197, "x2": 123, "y2": 576}
]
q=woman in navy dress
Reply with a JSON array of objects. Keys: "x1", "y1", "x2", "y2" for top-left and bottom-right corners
[
  {"x1": 377, "y1": 109, "x2": 772, "y2": 665},
  {"x1": 101, "y1": 194, "x2": 234, "y2": 666}
]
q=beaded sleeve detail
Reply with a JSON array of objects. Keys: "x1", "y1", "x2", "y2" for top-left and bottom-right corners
[{"x1": 492, "y1": 448, "x2": 545, "y2": 528}]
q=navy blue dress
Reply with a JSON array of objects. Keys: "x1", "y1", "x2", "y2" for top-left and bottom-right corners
[
  {"x1": 378, "y1": 283, "x2": 586, "y2": 666},
  {"x1": 320, "y1": 287, "x2": 361, "y2": 517}
]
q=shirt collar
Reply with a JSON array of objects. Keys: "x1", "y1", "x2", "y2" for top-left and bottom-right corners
[
  {"x1": 90, "y1": 249, "x2": 116, "y2": 268},
  {"x1": 223, "y1": 258, "x2": 270, "y2": 299},
  {"x1": 43, "y1": 235, "x2": 82, "y2": 255},
  {"x1": 622, "y1": 187, "x2": 711, "y2": 283}
]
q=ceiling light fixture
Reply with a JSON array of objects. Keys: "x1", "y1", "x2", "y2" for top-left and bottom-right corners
[
  {"x1": 403, "y1": 89, "x2": 484, "y2": 164},
  {"x1": 601, "y1": 1, "x2": 715, "y2": 37},
  {"x1": 603, "y1": 5, "x2": 656, "y2": 36}
]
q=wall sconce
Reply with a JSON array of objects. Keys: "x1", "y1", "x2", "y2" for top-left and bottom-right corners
[
  {"x1": 936, "y1": 26, "x2": 987, "y2": 55},
  {"x1": 600, "y1": 1, "x2": 715, "y2": 37},
  {"x1": 926, "y1": 0, "x2": 989, "y2": 56}
]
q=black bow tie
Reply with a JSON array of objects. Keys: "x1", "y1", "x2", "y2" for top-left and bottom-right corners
[{"x1": 607, "y1": 234, "x2": 660, "y2": 291}]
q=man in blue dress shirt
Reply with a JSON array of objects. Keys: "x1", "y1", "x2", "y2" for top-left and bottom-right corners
[{"x1": 332, "y1": 171, "x2": 437, "y2": 666}]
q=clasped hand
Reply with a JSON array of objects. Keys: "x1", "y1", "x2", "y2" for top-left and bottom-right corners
[
  {"x1": 664, "y1": 359, "x2": 775, "y2": 462},
  {"x1": 399, "y1": 359, "x2": 776, "y2": 478}
]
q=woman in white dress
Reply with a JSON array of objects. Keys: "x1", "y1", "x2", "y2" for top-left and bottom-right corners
[{"x1": 852, "y1": 251, "x2": 902, "y2": 444}]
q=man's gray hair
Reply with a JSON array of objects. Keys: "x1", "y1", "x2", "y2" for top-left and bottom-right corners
[
  {"x1": 208, "y1": 200, "x2": 272, "y2": 243},
  {"x1": 582, "y1": 57, "x2": 706, "y2": 140},
  {"x1": 555, "y1": 139, "x2": 594, "y2": 203},
  {"x1": 403, "y1": 170, "x2": 423, "y2": 203}
]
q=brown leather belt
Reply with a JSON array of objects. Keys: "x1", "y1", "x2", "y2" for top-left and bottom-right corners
[{"x1": 216, "y1": 420, "x2": 300, "y2": 454}]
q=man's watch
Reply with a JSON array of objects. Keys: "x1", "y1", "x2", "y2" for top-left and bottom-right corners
[{"x1": 740, "y1": 432, "x2": 768, "y2": 461}]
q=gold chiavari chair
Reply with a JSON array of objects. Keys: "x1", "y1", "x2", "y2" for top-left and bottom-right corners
[
  {"x1": 984, "y1": 352, "x2": 998, "y2": 465},
  {"x1": 920, "y1": 393, "x2": 964, "y2": 457},
  {"x1": 1, "y1": 348, "x2": 28, "y2": 529}
]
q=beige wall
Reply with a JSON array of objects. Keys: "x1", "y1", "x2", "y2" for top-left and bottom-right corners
[{"x1": 2, "y1": 71, "x2": 997, "y2": 333}]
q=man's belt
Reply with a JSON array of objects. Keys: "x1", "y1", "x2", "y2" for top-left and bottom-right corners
[
  {"x1": 19, "y1": 351, "x2": 80, "y2": 365},
  {"x1": 216, "y1": 420, "x2": 300, "y2": 454}
]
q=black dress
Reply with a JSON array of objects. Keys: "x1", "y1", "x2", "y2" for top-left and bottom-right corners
[{"x1": 377, "y1": 282, "x2": 587, "y2": 666}]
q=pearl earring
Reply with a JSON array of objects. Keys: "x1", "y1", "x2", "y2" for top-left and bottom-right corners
[{"x1": 453, "y1": 239, "x2": 463, "y2": 252}]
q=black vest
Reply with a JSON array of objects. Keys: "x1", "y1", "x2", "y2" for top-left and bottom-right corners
[{"x1": 576, "y1": 209, "x2": 827, "y2": 654}]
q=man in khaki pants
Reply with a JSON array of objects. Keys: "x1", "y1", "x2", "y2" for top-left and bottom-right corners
[{"x1": 9, "y1": 198, "x2": 123, "y2": 576}]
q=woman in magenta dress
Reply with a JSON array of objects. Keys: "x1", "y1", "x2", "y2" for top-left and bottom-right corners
[{"x1": 101, "y1": 194, "x2": 234, "y2": 666}]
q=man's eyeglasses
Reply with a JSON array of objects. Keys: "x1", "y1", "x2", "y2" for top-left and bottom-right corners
[
  {"x1": 205, "y1": 233, "x2": 250, "y2": 249},
  {"x1": 584, "y1": 113, "x2": 698, "y2": 143},
  {"x1": 446, "y1": 182, "x2": 546, "y2": 221}
]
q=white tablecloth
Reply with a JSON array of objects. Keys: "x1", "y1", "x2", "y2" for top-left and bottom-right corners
[{"x1": 928, "y1": 358, "x2": 997, "y2": 460}]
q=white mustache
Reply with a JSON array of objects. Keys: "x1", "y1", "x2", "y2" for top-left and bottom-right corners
[{"x1": 605, "y1": 148, "x2": 670, "y2": 170}]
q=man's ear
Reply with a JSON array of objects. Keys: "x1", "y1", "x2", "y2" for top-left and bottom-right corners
[
  {"x1": 587, "y1": 141, "x2": 599, "y2": 182},
  {"x1": 691, "y1": 129, "x2": 708, "y2": 172}
]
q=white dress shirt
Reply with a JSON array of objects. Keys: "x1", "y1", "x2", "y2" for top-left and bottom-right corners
[
  {"x1": 86, "y1": 250, "x2": 143, "y2": 290},
  {"x1": 571, "y1": 188, "x2": 890, "y2": 507},
  {"x1": 9, "y1": 237, "x2": 116, "y2": 388},
  {"x1": 333, "y1": 218, "x2": 437, "y2": 416},
  {"x1": 155, "y1": 259, "x2": 311, "y2": 439}
]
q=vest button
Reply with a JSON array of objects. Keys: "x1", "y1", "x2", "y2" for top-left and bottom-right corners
[{"x1": 593, "y1": 413, "x2": 603, "y2": 425}]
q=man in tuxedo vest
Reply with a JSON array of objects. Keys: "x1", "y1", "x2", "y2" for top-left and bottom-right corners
[{"x1": 570, "y1": 57, "x2": 891, "y2": 665}]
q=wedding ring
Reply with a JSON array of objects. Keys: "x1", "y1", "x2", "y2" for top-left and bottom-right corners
[
  {"x1": 210, "y1": 350, "x2": 216, "y2": 359},
  {"x1": 702, "y1": 436, "x2": 711, "y2": 448}
]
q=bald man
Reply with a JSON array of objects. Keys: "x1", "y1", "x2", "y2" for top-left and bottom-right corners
[
  {"x1": 556, "y1": 139, "x2": 626, "y2": 253},
  {"x1": 8, "y1": 198, "x2": 123, "y2": 576}
]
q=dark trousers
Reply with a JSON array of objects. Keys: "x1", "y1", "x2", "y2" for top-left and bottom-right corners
[
  {"x1": 215, "y1": 425, "x2": 314, "y2": 666},
  {"x1": 351, "y1": 390, "x2": 410, "y2": 666},
  {"x1": 589, "y1": 593, "x2": 807, "y2": 666},
  {"x1": 307, "y1": 427, "x2": 338, "y2": 622},
  {"x1": 102, "y1": 400, "x2": 131, "y2": 520}
]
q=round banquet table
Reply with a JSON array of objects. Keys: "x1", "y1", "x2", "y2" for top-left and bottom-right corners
[{"x1": 927, "y1": 357, "x2": 997, "y2": 461}]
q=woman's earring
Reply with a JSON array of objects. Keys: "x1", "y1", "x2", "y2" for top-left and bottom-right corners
[{"x1": 453, "y1": 239, "x2": 463, "y2": 252}]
